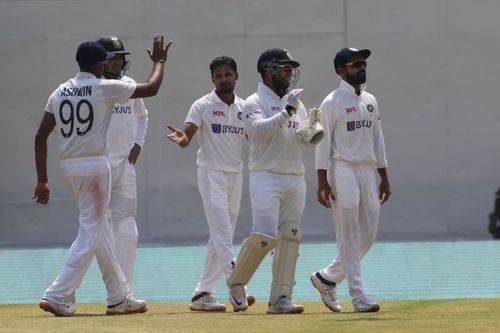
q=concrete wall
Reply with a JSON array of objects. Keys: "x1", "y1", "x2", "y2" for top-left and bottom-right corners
[{"x1": 0, "y1": 0, "x2": 498, "y2": 247}]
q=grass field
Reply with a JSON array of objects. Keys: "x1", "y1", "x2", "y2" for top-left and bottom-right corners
[{"x1": 0, "y1": 299, "x2": 498, "y2": 333}]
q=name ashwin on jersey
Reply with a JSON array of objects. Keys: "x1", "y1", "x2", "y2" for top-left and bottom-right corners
[{"x1": 60, "y1": 86, "x2": 92, "y2": 97}]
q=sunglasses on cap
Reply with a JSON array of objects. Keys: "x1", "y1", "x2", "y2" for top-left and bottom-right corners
[
  {"x1": 345, "y1": 60, "x2": 367, "y2": 68},
  {"x1": 276, "y1": 64, "x2": 295, "y2": 70}
]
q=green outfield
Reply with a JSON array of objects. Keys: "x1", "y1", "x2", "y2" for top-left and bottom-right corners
[{"x1": 0, "y1": 299, "x2": 498, "y2": 333}]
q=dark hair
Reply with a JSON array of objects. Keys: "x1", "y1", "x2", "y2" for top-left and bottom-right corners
[{"x1": 210, "y1": 56, "x2": 237, "y2": 75}]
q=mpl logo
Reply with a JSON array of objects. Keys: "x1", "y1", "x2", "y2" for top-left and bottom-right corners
[
  {"x1": 345, "y1": 107, "x2": 357, "y2": 113},
  {"x1": 213, "y1": 110, "x2": 225, "y2": 117},
  {"x1": 212, "y1": 124, "x2": 222, "y2": 133}
]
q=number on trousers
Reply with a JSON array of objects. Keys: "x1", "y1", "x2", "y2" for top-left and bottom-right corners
[{"x1": 59, "y1": 99, "x2": 94, "y2": 138}]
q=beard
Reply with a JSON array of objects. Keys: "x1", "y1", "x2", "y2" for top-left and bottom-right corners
[
  {"x1": 103, "y1": 68, "x2": 121, "y2": 79},
  {"x1": 271, "y1": 75, "x2": 290, "y2": 98},
  {"x1": 216, "y1": 82, "x2": 234, "y2": 94},
  {"x1": 346, "y1": 70, "x2": 366, "y2": 85}
]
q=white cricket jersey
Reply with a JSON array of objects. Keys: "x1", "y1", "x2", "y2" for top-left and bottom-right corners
[
  {"x1": 185, "y1": 89, "x2": 245, "y2": 172},
  {"x1": 315, "y1": 80, "x2": 388, "y2": 170},
  {"x1": 106, "y1": 75, "x2": 148, "y2": 168},
  {"x1": 243, "y1": 83, "x2": 307, "y2": 175},
  {"x1": 45, "y1": 72, "x2": 136, "y2": 159}
]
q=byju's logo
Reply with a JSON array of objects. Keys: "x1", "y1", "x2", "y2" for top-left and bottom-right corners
[
  {"x1": 212, "y1": 124, "x2": 221, "y2": 133},
  {"x1": 347, "y1": 121, "x2": 356, "y2": 131},
  {"x1": 347, "y1": 120, "x2": 372, "y2": 131}
]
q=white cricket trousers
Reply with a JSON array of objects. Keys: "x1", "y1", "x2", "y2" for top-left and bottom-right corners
[
  {"x1": 320, "y1": 161, "x2": 380, "y2": 300},
  {"x1": 249, "y1": 170, "x2": 306, "y2": 237},
  {"x1": 43, "y1": 156, "x2": 128, "y2": 305},
  {"x1": 105, "y1": 159, "x2": 138, "y2": 296},
  {"x1": 194, "y1": 168, "x2": 242, "y2": 294}
]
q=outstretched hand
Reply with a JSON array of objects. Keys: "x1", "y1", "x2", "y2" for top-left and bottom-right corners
[
  {"x1": 166, "y1": 124, "x2": 189, "y2": 147},
  {"x1": 146, "y1": 34, "x2": 173, "y2": 64}
]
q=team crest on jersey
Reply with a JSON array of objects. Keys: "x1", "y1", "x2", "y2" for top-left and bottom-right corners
[
  {"x1": 271, "y1": 106, "x2": 281, "y2": 112},
  {"x1": 237, "y1": 111, "x2": 242, "y2": 120},
  {"x1": 345, "y1": 106, "x2": 356, "y2": 113},
  {"x1": 367, "y1": 104, "x2": 374, "y2": 112}
]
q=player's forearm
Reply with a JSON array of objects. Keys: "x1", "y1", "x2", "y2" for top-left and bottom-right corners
[
  {"x1": 134, "y1": 115, "x2": 148, "y2": 146},
  {"x1": 377, "y1": 167, "x2": 389, "y2": 185},
  {"x1": 131, "y1": 62, "x2": 165, "y2": 98},
  {"x1": 34, "y1": 135, "x2": 49, "y2": 183},
  {"x1": 146, "y1": 61, "x2": 165, "y2": 93},
  {"x1": 317, "y1": 169, "x2": 329, "y2": 186},
  {"x1": 244, "y1": 111, "x2": 288, "y2": 138}
]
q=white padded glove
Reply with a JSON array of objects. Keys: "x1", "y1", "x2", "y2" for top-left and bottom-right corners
[
  {"x1": 297, "y1": 107, "x2": 325, "y2": 145},
  {"x1": 285, "y1": 88, "x2": 304, "y2": 116}
]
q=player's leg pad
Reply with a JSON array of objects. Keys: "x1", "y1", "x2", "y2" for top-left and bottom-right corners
[
  {"x1": 269, "y1": 223, "x2": 302, "y2": 305},
  {"x1": 227, "y1": 232, "x2": 277, "y2": 286}
]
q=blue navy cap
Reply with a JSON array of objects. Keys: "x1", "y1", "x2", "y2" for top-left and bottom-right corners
[
  {"x1": 334, "y1": 48, "x2": 371, "y2": 69},
  {"x1": 76, "y1": 41, "x2": 114, "y2": 67}
]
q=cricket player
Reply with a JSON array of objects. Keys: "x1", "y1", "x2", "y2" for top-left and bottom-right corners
[
  {"x1": 310, "y1": 48, "x2": 391, "y2": 313},
  {"x1": 96, "y1": 35, "x2": 148, "y2": 297},
  {"x1": 167, "y1": 56, "x2": 254, "y2": 312},
  {"x1": 227, "y1": 48, "x2": 319, "y2": 314},
  {"x1": 33, "y1": 35, "x2": 171, "y2": 316}
]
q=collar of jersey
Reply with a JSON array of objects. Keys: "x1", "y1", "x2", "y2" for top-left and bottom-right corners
[
  {"x1": 209, "y1": 89, "x2": 243, "y2": 107},
  {"x1": 339, "y1": 79, "x2": 366, "y2": 97},
  {"x1": 209, "y1": 89, "x2": 226, "y2": 105},
  {"x1": 257, "y1": 82, "x2": 282, "y2": 101},
  {"x1": 75, "y1": 72, "x2": 99, "y2": 79}
]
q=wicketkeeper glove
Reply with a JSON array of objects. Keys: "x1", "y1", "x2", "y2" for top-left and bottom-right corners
[
  {"x1": 297, "y1": 107, "x2": 325, "y2": 145},
  {"x1": 285, "y1": 88, "x2": 304, "y2": 116}
]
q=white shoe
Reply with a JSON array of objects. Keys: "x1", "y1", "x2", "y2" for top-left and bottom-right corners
[
  {"x1": 106, "y1": 297, "x2": 148, "y2": 315},
  {"x1": 189, "y1": 292, "x2": 227, "y2": 312},
  {"x1": 353, "y1": 295, "x2": 380, "y2": 313},
  {"x1": 266, "y1": 296, "x2": 304, "y2": 314},
  {"x1": 39, "y1": 298, "x2": 76, "y2": 317},
  {"x1": 310, "y1": 272, "x2": 341, "y2": 312},
  {"x1": 228, "y1": 284, "x2": 248, "y2": 312}
]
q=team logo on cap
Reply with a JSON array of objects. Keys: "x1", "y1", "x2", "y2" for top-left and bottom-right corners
[
  {"x1": 349, "y1": 48, "x2": 359, "y2": 52},
  {"x1": 367, "y1": 104, "x2": 374, "y2": 112},
  {"x1": 285, "y1": 50, "x2": 293, "y2": 60},
  {"x1": 111, "y1": 37, "x2": 122, "y2": 50}
]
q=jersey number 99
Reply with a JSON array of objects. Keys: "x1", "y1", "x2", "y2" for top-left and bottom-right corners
[{"x1": 59, "y1": 99, "x2": 94, "y2": 138}]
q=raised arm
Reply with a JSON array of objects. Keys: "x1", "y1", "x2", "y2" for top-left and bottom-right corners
[{"x1": 131, "y1": 34, "x2": 173, "y2": 99}]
